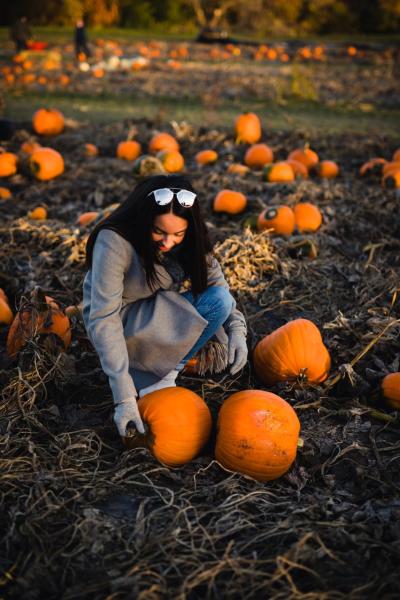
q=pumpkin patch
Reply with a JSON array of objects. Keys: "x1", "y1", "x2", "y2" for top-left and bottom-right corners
[{"x1": 0, "y1": 33, "x2": 399, "y2": 598}]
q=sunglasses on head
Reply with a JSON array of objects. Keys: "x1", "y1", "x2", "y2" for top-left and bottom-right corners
[{"x1": 148, "y1": 187, "x2": 197, "y2": 208}]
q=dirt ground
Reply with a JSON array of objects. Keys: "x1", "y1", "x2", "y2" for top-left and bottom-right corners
[{"x1": 1, "y1": 37, "x2": 400, "y2": 600}]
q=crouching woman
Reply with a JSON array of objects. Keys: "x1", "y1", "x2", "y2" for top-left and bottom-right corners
[{"x1": 82, "y1": 174, "x2": 248, "y2": 437}]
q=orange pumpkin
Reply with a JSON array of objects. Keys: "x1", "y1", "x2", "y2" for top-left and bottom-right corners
[
  {"x1": 359, "y1": 158, "x2": 387, "y2": 177},
  {"x1": 381, "y1": 372, "x2": 400, "y2": 409},
  {"x1": 382, "y1": 170, "x2": 400, "y2": 188},
  {"x1": 215, "y1": 390, "x2": 300, "y2": 481},
  {"x1": 293, "y1": 203, "x2": 322, "y2": 232},
  {"x1": 117, "y1": 140, "x2": 141, "y2": 161},
  {"x1": 264, "y1": 162, "x2": 295, "y2": 183},
  {"x1": 20, "y1": 141, "x2": 41, "y2": 155},
  {"x1": 287, "y1": 159, "x2": 308, "y2": 179},
  {"x1": 234, "y1": 112, "x2": 262, "y2": 144},
  {"x1": 84, "y1": 143, "x2": 98, "y2": 156},
  {"x1": 0, "y1": 289, "x2": 13, "y2": 325},
  {"x1": 7, "y1": 289, "x2": 71, "y2": 357},
  {"x1": 0, "y1": 152, "x2": 18, "y2": 177},
  {"x1": 32, "y1": 108, "x2": 65, "y2": 136},
  {"x1": 244, "y1": 143, "x2": 273, "y2": 169},
  {"x1": 149, "y1": 132, "x2": 179, "y2": 154},
  {"x1": 253, "y1": 318, "x2": 331, "y2": 385},
  {"x1": 195, "y1": 149, "x2": 218, "y2": 165},
  {"x1": 182, "y1": 356, "x2": 200, "y2": 375},
  {"x1": 0, "y1": 187, "x2": 11, "y2": 199},
  {"x1": 213, "y1": 189, "x2": 247, "y2": 214},
  {"x1": 77, "y1": 211, "x2": 99, "y2": 226},
  {"x1": 382, "y1": 161, "x2": 400, "y2": 177},
  {"x1": 227, "y1": 163, "x2": 249, "y2": 175},
  {"x1": 392, "y1": 149, "x2": 400, "y2": 162},
  {"x1": 316, "y1": 160, "x2": 339, "y2": 178},
  {"x1": 28, "y1": 206, "x2": 47, "y2": 220},
  {"x1": 29, "y1": 147, "x2": 64, "y2": 181},
  {"x1": 123, "y1": 387, "x2": 212, "y2": 466},
  {"x1": 288, "y1": 147, "x2": 319, "y2": 171},
  {"x1": 157, "y1": 150, "x2": 185, "y2": 173},
  {"x1": 257, "y1": 206, "x2": 295, "y2": 236}
]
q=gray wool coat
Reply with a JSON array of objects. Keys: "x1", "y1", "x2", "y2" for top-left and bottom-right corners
[{"x1": 82, "y1": 229, "x2": 247, "y2": 402}]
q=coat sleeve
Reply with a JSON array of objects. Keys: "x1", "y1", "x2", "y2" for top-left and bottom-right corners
[
  {"x1": 85, "y1": 229, "x2": 138, "y2": 402},
  {"x1": 206, "y1": 255, "x2": 247, "y2": 336}
]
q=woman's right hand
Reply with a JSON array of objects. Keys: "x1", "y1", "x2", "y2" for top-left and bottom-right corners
[{"x1": 114, "y1": 397, "x2": 145, "y2": 437}]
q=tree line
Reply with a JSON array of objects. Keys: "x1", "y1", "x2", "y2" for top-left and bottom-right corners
[{"x1": 4, "y1": 0, "x2": 400, "y2": 34}]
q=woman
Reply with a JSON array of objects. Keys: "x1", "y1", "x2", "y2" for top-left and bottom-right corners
[{"x1": 83, "y1": 174, "x2": 248, "y2": 438}]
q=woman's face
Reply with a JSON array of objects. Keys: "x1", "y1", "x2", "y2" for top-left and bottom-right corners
[{"x1": 151, "y1": 213, "x2": 188, "y2": 253}]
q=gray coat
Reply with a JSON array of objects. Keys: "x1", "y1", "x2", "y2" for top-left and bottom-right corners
[{"x1": 82, "y1": 229, "x2": 246, "y2": 401}]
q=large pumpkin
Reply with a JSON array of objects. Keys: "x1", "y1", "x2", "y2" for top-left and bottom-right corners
[
  {"x1": 234, "y1": 112, "x2": 261, "y2": 144},
  {"x1": 149, "y1": 132, "x2": 179, "y2": 154},
  {"x1": 195, "y1": 149, "x2": 218, "y2": 165},
  {"x1": 213, "y1": 189, "x2": 247, "y2": 214},
  {"x1": 29, "y1": 147, "x2": 64, "y2": 181},
  {"x1": 381, "y1": 372, "x2": 400, "y2": 409},
  {"x1": 7, "y1": 288, "x2": 71, "y2": 358},
  {"x1": 293, "y1": 202, "x2": 322, "y2": 232},
  {"x1": 253, "y1": 318, "x2": 331, "y2": 385},
  {"x1": 0, "y1": 152, "x2": 18, "y2": 177},
  {"x1": 123, "y1": 387, "x2": 212, "y2": 466},
  {"x1": 244, "y1": 143, "x2": 273, "y2": 169},
  {"x1": 257, "y1": 206, "x2": 295, "y2": 236},
  {"x1": 316, "y1": 160, "x2": 339, "y2": 178},
  {"x1": 215, "y1": 390, "x2": 300, "y2": 481},
  {"x1": 263, "y1": 162, "x2": 295, "y2": 183},
  {"x1": 287, "y1": 159, "x2": 308, "y2": 179},
  {"x1": 32, "y1": 108, "x2": 65, "y2": 136},
  {"x1": 157, "y1": 149, "x2": 185, "y2": 173},
  {"x1": 0, "y1": 288, "x2": 13, "y2": 325},
  {"x1": 117, "y1": 140, "x2": 141, "y2": 161},
  {"x1": 288, "y1": 147, "x2": 319, "y2": 171}
]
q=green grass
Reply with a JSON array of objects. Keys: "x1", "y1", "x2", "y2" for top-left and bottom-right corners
[
  {"x1": 4, "y1": 91, "x2": 400, "y2": 138},
  {"x1": 1, "y1": 26, "x2": 399, "y2": 45}
]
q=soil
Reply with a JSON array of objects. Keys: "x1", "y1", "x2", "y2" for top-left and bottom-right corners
[{"x1": 0, "y1": 99, "x2": 400, "y2": 597}]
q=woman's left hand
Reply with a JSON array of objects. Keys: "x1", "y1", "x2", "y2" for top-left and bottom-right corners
[{"x1": 228, "y1": 330, "x2": 248, "y2": 375}]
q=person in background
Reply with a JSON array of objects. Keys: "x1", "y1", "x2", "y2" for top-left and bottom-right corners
[
  {"x1": 10, "y1": 16, "x2": 32, "y2": 53},
  {"x1": 74, "y1": 18, "x2": 91, "y2": 60},
  {"x1": 82, "y1": 174, "x2": 248, "y2": 438}
]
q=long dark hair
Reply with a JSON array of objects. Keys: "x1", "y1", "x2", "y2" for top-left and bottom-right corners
[{"x1": 85, "y1": 174, "x2": 213, "y2": 294}]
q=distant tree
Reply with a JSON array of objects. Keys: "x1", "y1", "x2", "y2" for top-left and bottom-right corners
[
  {"x1": 188, "y1": 0, "x2": 248, "y2": 28},
  {"x1": 378, "y1": 0, "x2": 400, "y2": 31},
  {"x1": 298, "y1": 0, "x2": 357, "y2": 34},
  {"x1": 83, "y1": 0, "x2": 119, "y2": 26}
]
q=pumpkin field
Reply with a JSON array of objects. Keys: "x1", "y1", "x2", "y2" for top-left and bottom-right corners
[{"x1": 1, "y1": 35, "x2": 400, "y2": 599}]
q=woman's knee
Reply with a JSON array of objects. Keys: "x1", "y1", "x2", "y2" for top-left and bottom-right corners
[{"x1": 206, "y1": 286, "x2": 233, "y2": 320}]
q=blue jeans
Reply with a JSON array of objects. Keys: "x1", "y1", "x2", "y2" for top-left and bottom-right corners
[{"x1": 176, "y1": 286, "x2": 234, "y2": 370}]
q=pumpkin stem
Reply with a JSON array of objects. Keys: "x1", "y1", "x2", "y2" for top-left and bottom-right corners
[
  {"x1": 124, "y1": 421, "x2": 151, "y2": 449},
  {"x1": 298, "y1": 368, "x2": 308, "y2": 382}
]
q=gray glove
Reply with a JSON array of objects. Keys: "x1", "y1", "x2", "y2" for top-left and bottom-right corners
[
  {"x1": 114, "y1": 396, "x2": 145, "y2": 437},
  {"x1": 228, "y1": 330, "x2": 248, "y2": 375}
]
